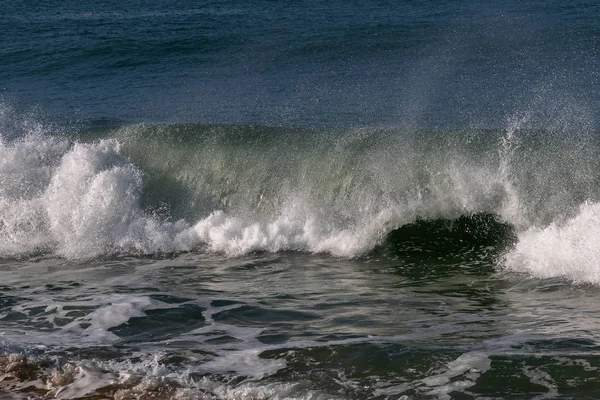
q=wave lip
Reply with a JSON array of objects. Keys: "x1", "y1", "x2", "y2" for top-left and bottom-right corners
[
  {"x1": 0, "y1": 123, "x2": 526, "y2": 260},
  {"x1": 2, "y1": 117, "x2": 598, "y2": 265},
  {"x1": 0, "y1": 136, "x2": 186, "y2": 259}
]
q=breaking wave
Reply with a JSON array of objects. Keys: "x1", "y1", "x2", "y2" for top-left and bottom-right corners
[{"x1": 2, "y1": 108, "x2": 600, "y2": 283}]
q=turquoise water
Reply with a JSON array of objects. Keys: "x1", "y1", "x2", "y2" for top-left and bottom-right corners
[{"x1": 2, "y1": 1, "x2": 600, "y2": 398}]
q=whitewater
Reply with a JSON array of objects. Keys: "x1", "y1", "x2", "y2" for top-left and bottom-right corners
[
  {"x1": 2, "y1": 106, "x2": 599, "y2": 284},
  {"x1": 3, "y1": 0, "x2": 600, "y2": 398}
]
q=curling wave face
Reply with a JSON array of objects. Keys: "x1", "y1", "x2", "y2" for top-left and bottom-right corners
[
  {"x1": 2, "y1": 117, "x2": 600, "y2": 283},
  {"x1": 0, "y1": 123, "x2": 516, "y2": 259}
]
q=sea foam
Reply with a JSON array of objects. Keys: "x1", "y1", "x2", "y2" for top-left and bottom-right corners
[
  {"x1": 0, "y1": 134, "x2": 390, "y2": 258},
  {"x1": 8, "y1": 113, "x2": 594, "y2": 269},
  {"x1": 0, "y1": 127, "x2": 521, "y2": 260},
  {"x1": 504, "y1": 202, "x2": 600, "y2": 284}
]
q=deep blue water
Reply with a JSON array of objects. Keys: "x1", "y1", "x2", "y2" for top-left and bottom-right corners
[{"x1": 2, "y1": 0, "x2": 599, "y2": 128}]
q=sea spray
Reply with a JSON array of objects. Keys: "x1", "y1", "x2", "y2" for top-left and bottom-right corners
[
  {"x1": 504, "y1": 201, "x2": 600, "y2": 284},
  {"x1": 0, "y1": 126, "x2": 522, "y2": 260},
  {"x1": 1, "y1": 118, "x2": 599, "y2": 264}
]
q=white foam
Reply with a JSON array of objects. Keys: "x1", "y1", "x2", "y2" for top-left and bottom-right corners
[
  {"x1": 45, "y1": 139, "x2": 145, "y2": 258},
  {"x1": 421, "y1": 352, "x2": 491, "y2": 400},
  {"x1": 186, "y1": 207, "x2": 392, "y2": 257},
  {"x1": 504, "y1": 202, "x2": 600, "y2": 284},
  {"x1": 54, "y1": 363, "x2": 118, "y2": 399},
  {"x1": 522, "y1": 366, "x2": 559, "y2": 399},
  {"x1": 4, "y1": 294, "x2": 171, "y2": 346},
  {"x1": 0, "y1": 135, "x2": 189, "y2": 258},
  {"x1": 43, "y1": 353, "x2": 330, "y2": 400},
  {"x1": 0, "y1": 134, "x2": 405, "y2": 259},
  {"x1": 200, "y1": 349, "x2": 287, "y2": 379},
  {"x1": 0, "y1": 124, "x2": 525, "y2": 260},
  {"x1": 61, "y1": 295, "x2": 171, "y2": 344},
  {"x1": 0, "y1": 134, "x2": 69, "y2": 256}
]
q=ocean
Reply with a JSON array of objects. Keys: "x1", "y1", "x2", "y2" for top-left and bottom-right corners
[{"x1": 1, "y1": 0, "x2": 600, "y2": 398}]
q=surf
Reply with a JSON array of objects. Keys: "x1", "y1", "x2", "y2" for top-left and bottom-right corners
[{"x1": 1, "y1": 111, "x2": 600, "y2": 284}]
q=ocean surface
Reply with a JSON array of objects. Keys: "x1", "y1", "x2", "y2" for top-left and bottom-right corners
[{"x1": 1, "y1": 1, "x2": 600, "y2": 398}]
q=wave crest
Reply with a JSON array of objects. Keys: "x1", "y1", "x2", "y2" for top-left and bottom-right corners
[
  {"x1": 1, "y1": 119, "x2": 594, "y2": 263},
  {"x1": 504, "y1": 202, "x2": 600, "y2": 284}
]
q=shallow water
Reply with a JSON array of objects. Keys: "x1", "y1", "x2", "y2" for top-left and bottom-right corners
[{"x1": 2, "y1": 248, "x2": 600, "y2": 399}]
